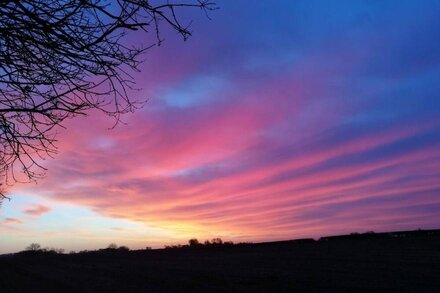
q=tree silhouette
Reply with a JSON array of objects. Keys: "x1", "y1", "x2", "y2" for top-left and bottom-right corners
[
  {"x1": 25, "y1": 243, "x2": 42, "y2": 251},
  {"x1": 188, "y1": 238, "x2": 200, "y2": 247},
  {"x1": 211, "y1": 237, "x2": 223, "y2": 245},
  {"x1": 0, "y1": 0, "x2": 216, "y2": 198},
  {"x1": 107, "y1": 243, "x2": 118, "y2": 249}
]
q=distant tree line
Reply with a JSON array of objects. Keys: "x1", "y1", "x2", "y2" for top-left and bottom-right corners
[
  {"x1": 19, "y1": 242, "x2": 65, "y2": 255},
  {"x1": 164, "y1": 238, "x2": 243, "y2": 249},
  {"x1": 19, "y1": 239, "x2": 246, "y2": 255},
  {"x1": 16, "y1": 229, "x2": 440, "y2": 256},
  {"x1": 19, "y1": 242, "x2": 128, "y2": 255}
]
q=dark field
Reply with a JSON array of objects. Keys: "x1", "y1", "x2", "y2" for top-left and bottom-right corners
[{"x1": 1, "y1": 231, "x2": 440, "y2": 292}]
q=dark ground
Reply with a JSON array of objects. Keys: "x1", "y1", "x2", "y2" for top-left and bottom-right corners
[{"x1": 1, "y1": 230, "x2": 440, "y2": 292}]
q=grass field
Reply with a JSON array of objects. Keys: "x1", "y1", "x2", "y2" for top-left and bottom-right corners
[{"x1": 1, "y1": 230, "x2": 440, "y2": 292}]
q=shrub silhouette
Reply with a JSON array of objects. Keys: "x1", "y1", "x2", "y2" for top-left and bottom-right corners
[
  {"x1": 164, "y1": 244, "x2": 186, "y2": 249},
  {"x1": 118, "y1": 246, "x2": 130, "y2": 252},
  {"x1": 41, "y1": 247, "x2": 65, "y2": 254},
  {"x1": 164, "y1": 238, "x2": 235, "y2": 249}
]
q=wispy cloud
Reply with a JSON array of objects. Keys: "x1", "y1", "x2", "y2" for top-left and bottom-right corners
[
  {"x1": 1, "y1": 217, "x2": 24, "y2": 225},
  {"x1": 6, "y1": 0, "x2": 440, "y2": 248},
  {"x1": 23, "y1": 205, "x2": 51, "y2": 217}
]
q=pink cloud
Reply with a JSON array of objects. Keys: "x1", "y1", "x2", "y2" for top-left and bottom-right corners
[
  {"x1": 23, "y1": 205, "x2": 51, "y2": 217},
  {"x1": 19, "y1": 92, "x2": 440, "y2": 241},
  {"x1": 10, "y1": 24, "x2": 440, "y2": 244}
]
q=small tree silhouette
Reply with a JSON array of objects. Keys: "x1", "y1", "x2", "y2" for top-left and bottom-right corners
[
  {"x1": 107, "y1": 243, "x2": 118, "y2": 249},
  {"x1": 211, "y1": 238, "x2": 223, "y2": 245},
  {"x1": 25, "y1": 243, "x2": 41, "y2": 251},
  {"x1": 188, "y1": 238, "x2": 200, "y2": 247}
]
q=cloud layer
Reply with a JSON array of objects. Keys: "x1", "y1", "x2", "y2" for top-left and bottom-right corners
[{"x1": 5, "y1": 0, "x2": 440, "y2": 247}]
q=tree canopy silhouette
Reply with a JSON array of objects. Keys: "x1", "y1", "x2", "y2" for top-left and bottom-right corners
[
  {"x1": 0, "y1": 0, "x2": 216, "y2": 198},
  {"x1": 25, "y1": 243, "x2": 41, "y2": 251}
]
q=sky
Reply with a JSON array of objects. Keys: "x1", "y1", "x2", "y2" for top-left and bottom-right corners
[{"x1": 1, "y1": 0, "x2": 440, "y2": 253}]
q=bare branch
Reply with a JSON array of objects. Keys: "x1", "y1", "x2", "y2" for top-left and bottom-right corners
[{"x1": 0, "y1": 0, "x2": 217, "y2": 196}]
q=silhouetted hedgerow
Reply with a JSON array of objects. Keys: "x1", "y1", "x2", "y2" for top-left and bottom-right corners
[
  {"x1": 16, "y1": 243, "x2": 65, "y2": 256},
  {"x1": 165, "y1": 238, "x2": 235, "y2": 249}
]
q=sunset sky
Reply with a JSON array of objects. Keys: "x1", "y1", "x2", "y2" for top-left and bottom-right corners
[{"x1": 1, "y1": 0, "x2": 440, "y2": 253}]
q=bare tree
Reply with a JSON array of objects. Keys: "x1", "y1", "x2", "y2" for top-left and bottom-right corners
[
  {"x1": 0, "y1": 0, "x2": 217, "y2": 198},
  {"x1": 25, "y1": 243, "x2": 42, "y2": 251}
]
